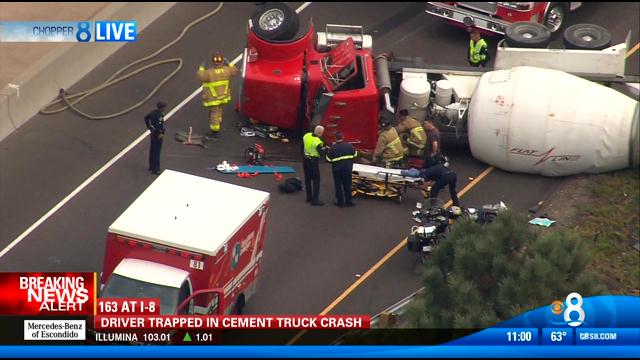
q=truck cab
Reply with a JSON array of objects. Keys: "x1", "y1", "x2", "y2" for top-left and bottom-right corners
[{"x1": 241, "y1": 20, "x2": 379, "y2": 150}]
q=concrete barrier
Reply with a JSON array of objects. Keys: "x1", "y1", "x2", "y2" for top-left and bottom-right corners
[{"x1": 0, "y1": 2, "x2": 177, "y2": 142}]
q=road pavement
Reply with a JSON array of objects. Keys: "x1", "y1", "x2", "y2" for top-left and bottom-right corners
[{"x1": 0, "y1": 2, "x2": 637, "y2": 344}]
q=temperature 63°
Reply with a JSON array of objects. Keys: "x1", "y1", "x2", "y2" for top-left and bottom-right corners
[{"x1": 551, "y1": 331, "x2": 568, "y2": 342}]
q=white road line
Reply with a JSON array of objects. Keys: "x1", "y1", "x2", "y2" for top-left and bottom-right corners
[
  {"x1": 296, "y1": 2, "x2": 312, "y2": 13},
  {"x1": 0, "y1": 2, "x2": 313, "y2": 259}
]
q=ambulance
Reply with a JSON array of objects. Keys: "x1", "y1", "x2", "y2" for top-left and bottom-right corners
[{"x1": 99, "y1": 170, "x2": 270, "y2": 315}]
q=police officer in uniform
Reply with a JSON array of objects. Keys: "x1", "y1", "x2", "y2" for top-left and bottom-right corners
[
  {"x1": 303, "y1": 125, "x2": 328, "y2": 206},
  {"x1": 144, "y1": 101, "x2": 167, "y2": 175},
  {"x1": 326, "y1": 131, "x2": 358, "y2": 207}
]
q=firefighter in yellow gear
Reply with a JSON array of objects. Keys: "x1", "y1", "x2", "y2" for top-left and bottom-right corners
[
  {"x1": 373, "y1": 117, "x2": 407, "y2": 168},
  {"x1": 395, "y1": 109, "x2": 427, "y2": 157},
  {"x1": 197, "y1": 52, "x2": 239, "y2": 137}
]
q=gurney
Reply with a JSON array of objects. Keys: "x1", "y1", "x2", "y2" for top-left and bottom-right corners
[{"x1": 351, "y1": 164, "x2": 427, "y2": 203}]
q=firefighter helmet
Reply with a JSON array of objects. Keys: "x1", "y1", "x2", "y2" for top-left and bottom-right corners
[{"x1": 212, "y1": 52, "x2": 224, "y2": 65}]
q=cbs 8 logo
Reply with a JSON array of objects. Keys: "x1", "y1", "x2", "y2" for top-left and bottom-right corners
[
  {"x1": 564, "y1": 292, "x2": 585, "y2": 327},
  {"x1": 76, "y1": 22, "x2": 91, "y2": 42}
]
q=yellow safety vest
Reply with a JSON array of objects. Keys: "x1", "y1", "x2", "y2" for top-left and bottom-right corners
[
  {"x1": 303, "y1": 133, "x2": 324, "y2": 158},
  {"x1": 469, "y1": 38, "x2": 488, "y2": 64},
  {"x1": 408, "y1": 126, "x2": 426, "y2": 149}
]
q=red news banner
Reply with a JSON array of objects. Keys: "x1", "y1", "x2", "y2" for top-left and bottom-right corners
[
  {"x1": 0, "y1": 272, "x2": 370, "y2": 333},
  {"x1": 95, "y1": 298, "x2": 370, "y2": 330},
  {"x1": 95, "y1": 315, "x2": 370, "y2": 330},
  {"x1": 0, "y1": 273, "x2": 95, "y2": 316}
]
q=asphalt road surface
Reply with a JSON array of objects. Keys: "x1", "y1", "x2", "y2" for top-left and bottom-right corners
[{"x1": 0, "y1": 2, "x2": 638, "y2": 344}]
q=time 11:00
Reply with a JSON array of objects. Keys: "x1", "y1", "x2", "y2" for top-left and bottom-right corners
[{"x1": 507, "y1": 331, "x2": 533, "y2": 342}]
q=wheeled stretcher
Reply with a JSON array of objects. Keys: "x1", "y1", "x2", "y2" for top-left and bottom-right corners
[{"x1": 351, "y1": 164, "x2": 427, "y2": 203}]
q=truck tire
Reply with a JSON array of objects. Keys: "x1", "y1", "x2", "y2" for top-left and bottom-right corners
[
  {"x1": 251, "y1": 3, "x2": 299, "y2": 41},
  {"x1": 233, "y1": 294, "x2": 246, "y2": 315},
  {"x1": 563, "y1": 24, "x2": 612, "y2": 50},
  {"x1": 505, "y1": 22, "x2": 551, "y2": 48},
  {"x1": 543, "y1": 3, "x2": 568, "y2": 35},
  {"x1": 280, "y1": 13, "x2": 300, "y2": 41}
]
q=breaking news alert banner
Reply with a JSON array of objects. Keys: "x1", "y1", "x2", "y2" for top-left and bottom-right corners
[
  {"x1": 0, "y1": 272, "x2": 637, "y2": 358},
  {"x1": 0, "y1": 272, "x2": 96, "y2": 316}
]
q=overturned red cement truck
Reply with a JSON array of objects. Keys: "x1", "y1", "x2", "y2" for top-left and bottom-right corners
[{"x1": 239, "y1": 3, "x2": 639, "y2": 177}]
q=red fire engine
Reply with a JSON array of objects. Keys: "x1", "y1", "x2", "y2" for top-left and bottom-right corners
[
  {"x1": 99, "y1": 170, "x2": 270, "y2": 315},
  {"x1": 425, "y1": 2, "x2": 583, "y2": 35}
]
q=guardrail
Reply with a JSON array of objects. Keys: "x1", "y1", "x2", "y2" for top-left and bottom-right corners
[{"x1": 331, "y1": 286, "x2": 426, "y2": 344}]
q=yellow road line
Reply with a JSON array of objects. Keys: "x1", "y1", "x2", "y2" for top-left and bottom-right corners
[
  {"x1": 627, "y1": 42, "x2": 640, "y2": 58},
  {"x1": 319, "y1": 238, "x2": 408, "y2": 317},
  {"x1": 457, "y1": 166, "x2": 495, "y2": 198},
  {"x1": 287, "y1": 166, "x2": 495, "y2": 345}
]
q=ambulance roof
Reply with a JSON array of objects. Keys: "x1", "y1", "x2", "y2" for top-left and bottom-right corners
[{"x1": 108, "y1": 170, "x2": 269, "y2": 256}]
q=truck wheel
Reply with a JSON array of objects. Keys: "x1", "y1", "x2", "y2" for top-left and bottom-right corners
[
  {"x1": 543, "y1": 3, "x2": 568, "y2": 35},
  {"x1": 251, "y1": 3, "x2": 299, "y2": 41},
  {"x1": 563, "y1": 24, "x2": 612, "y2": 50},
  {"x1": 505, "y1": 22, "x2": 551, "y2": 48},
  {"x1": 233, "y1": 294, "x2": 246, "y2": 315},
  {"x1": 280, "y1": 12, "x2": 300, "y2": 41}
]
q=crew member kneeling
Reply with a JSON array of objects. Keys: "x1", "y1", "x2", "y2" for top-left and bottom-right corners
[
  {"x1": 422, "y1": 163, "x2": 460, "y2": 207},
  {"x1": 373, "y1": 118, "x2": 407, "y2": 168},
  {"x1": 396, "y1": 109, "x2": 426, "y2": 157}
]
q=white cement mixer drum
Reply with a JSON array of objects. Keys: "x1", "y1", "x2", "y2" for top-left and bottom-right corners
[{"x1": 468, "y1": 66, "x2": 638, "y2": 176}]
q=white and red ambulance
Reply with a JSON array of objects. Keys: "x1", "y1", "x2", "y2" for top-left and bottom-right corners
[{"x1": 99, "y1": 170, "x2": 270, "y2": 315}]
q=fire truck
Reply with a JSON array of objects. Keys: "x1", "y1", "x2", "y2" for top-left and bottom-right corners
[
  {"x1": 239, "y1": 3, "x2": 638, "y2": 177},
  {"x1": 99, "y1": 170, "x2": 270, "y2": 315},
  {"x1": 425, "y1": 2, "x2": 583, "y2": 35}
]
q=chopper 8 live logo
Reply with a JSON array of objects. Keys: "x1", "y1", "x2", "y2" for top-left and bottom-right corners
[{"x1": 0, "y1": 273, "x2": 95, "y2": 316}]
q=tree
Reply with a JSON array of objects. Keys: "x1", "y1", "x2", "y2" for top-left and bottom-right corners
[{"x1": 408, "y1": 209, "x2": 607, "y2": 328}]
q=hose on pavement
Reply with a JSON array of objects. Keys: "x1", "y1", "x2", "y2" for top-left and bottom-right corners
[{"x1": 40, "y1": 2, "x2": 224, "y2": 120}]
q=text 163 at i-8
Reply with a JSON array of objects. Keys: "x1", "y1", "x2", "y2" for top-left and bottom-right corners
[{"x1": 96, "y1": 298, "x2": 160, "y2": 315}]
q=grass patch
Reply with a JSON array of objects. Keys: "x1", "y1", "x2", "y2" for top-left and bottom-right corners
[{"x1": 576, "y1": 169, "x2": 640, "y2": 295}]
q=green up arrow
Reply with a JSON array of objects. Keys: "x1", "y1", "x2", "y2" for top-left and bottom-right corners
[{"x1": 183, "y1": 332, "x2": 192, "y2": 342}]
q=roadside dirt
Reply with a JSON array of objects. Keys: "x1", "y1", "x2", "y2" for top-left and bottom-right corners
[
  {"x1": 537, "y1": 175, "x2": 591, "y2": 231},
  {"x1": 539, "y1": 173, "x2": 640, "y2": 295}
]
